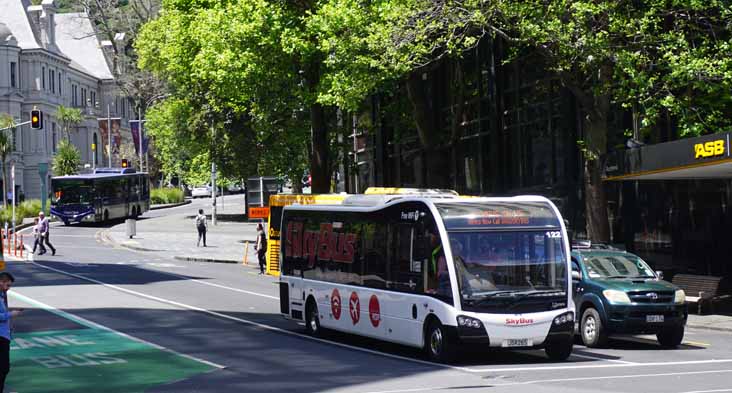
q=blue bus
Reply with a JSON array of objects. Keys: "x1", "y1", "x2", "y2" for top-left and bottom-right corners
[{"x1": 51, "y1": 168, "x2": 150, "y2": 224}]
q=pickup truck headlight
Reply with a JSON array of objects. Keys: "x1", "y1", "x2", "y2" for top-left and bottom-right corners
[
  {"x1": 603, "y1": 289, "x2": 631, "y2": 305},
  {"x1": 674, "y1": 289, "x2": 686, "y2": 304}
]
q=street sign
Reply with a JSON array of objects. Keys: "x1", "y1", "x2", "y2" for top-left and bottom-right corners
[{"x1": 248, "y1": 206, "x2": 270, "y2": 219}]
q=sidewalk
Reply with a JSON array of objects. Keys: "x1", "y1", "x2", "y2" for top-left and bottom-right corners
[
  {"x1": 686, "y1": 314, "x2": 732, "y2": 333},
  {"x1": 103, "y1": 195, "x2": 262, "y2": 266}
]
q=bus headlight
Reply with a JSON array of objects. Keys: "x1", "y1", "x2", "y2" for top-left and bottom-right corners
[
  {"x1": 603, "y1": 290, "x2": 631, "y2": 305},
  {"x1": 457, "y1": 315, "x2": 483, "y2": 329},
  {"x1": 674, "y1": 289, "x2": 686, "y2": 304},
  {"x1": 553, "y1": 311, "x2": 574, "y2": 326}
]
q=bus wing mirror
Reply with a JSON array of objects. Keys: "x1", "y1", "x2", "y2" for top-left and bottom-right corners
[{"x1": 571, "y1": 270, "x2": 581, "y2": 281}]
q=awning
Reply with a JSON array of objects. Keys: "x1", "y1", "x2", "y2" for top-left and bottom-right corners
[{"x1": 604, "y1": 133, "x2": 732, "y2": 181}]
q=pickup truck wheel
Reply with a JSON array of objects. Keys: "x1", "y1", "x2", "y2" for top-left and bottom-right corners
[
  {"x1": 657, "y1": 326, "x2": 684, "y2": 348},
  {"x1": 581, "y1": 308, "x2": 608, "y2": 348}
]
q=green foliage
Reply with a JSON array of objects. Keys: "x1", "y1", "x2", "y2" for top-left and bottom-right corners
[
  {"x1": 0, "y1": 200, "x2": 49, "y2": 226},
  {"x1": 56, "y1": 105, "x2": 83, "y2": 140},
  {"x1": 150, "y1": 188, "x2": 184, "y2": 204},
  {"x1": 52, "y1": 140, "x2": 82, "y2": 176}
]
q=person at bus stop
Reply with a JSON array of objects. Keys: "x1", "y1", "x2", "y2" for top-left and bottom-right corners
[
  {"x1": 0, "y1": 272, "x2": 23, "y2": 393},
  {"x1": 31, "y1": 217, "x2": 46, "y2": 255},
  {"x1": 38, "y1": 212, "x2": 55, "y2": 256},
  {"x1": 255, "y1": 223, "x2": 267, "y2": 275},
  {"x1": 196, "y1": 209, "x2": 208, "y2": 247}
]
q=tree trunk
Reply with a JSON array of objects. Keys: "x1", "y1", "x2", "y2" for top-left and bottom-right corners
[
  {"x1": 309, "y1": 101, "x2": 329, "y2": 194},
  {"x1": 582, "y1": 96, "x2": 611, "y2": 243},
  {"x1": 406, "y1": 73, "x2": 438, "y2": 149}
]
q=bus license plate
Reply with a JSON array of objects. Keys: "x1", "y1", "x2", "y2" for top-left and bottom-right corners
[
  {"x1": 502, "y1": 338, "x2": 532, "y2": 347},
  {"x1": 646, "y1": 315, "x2": 664, "y2": 323}
]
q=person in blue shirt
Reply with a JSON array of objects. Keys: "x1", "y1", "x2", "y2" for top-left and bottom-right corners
[{"x1": 0, "y1": 272, "x2": 22, "y2": 393}]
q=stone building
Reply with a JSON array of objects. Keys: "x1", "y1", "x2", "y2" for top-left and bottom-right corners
[{"x1": 0, "y1": 0, "x2": 134, "y2": 200}]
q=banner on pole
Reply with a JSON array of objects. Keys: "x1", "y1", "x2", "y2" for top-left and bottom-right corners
[
  {"x1": 130, "y1": 122, "x2": 150, "y2": 155},
  {"x1": 99, "y1": 119, "x2": 122, "y2": 155}
]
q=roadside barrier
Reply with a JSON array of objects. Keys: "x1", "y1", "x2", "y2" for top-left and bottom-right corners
[{"x1": 242, "y1": 241, "x2": 249, "y2": 265}]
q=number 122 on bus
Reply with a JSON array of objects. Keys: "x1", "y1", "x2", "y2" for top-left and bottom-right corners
[{"x1": 279, "y1": 194, "x2": 575, "y2": 363}]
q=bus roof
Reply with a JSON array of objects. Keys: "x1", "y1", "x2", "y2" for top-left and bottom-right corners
[
  {"x1": 268, "y1": 193, "x2": 349, "y2": 206},
  {"x1": 284, "y1": 195, "x2": 557, "y2": 212}
]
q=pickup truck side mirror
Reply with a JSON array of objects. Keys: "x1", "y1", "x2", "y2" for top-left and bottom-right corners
[
  {"x1": 655, "y1": 270, "x2": 664, "y2": 280},
  {"x1": 571, "y1": 270, "x2": 581, "y2": 281}
]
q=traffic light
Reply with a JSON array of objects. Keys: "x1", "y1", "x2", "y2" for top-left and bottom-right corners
[
  {"x1": 30, "y1": 109, "x2": 43, "y2": 129},
  {"x1": 121, "y1": 159, "x2": 129, "y2": 168}
]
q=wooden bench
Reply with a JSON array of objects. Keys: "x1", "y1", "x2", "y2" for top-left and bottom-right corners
[{"x1": 671, "y1": 274, "x2": 731, "y2": 315}]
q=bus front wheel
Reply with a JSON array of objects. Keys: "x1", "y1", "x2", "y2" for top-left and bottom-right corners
[
  {"x1": 545, "y1": 338, "x2": 573, "y2": 361},
  {"x1": 424, "y1": 318, "x2": 455, "y2": 363},
  {"x1": 305, "y1": 299, "x2": 321, "y2": 337}
]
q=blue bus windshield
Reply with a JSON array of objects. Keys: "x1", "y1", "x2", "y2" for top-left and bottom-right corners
[{"x1": 52, "y1": 179, "x2": 94, "y2": 205}]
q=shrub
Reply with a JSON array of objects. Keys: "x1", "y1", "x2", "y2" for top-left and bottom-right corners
[
  {"x1": 0, "y1": 199, "x2": 49, "y2": 227},
  {"x1": 150, "y1": 188, "x2": 184, "y2": 205}
]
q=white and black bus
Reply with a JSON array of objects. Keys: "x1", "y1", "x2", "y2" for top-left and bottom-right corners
[{"x1": 279, "y1": 194, "x2": 574, "y2": 362}]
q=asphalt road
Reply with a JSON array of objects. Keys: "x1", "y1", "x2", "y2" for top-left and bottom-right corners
[{"x1": 5, "y1": 199, "x2": 732, "y2": 393}]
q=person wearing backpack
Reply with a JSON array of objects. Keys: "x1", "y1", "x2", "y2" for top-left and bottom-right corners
[
  {"x1": 255, "y1": 223, "x2": 267, "y2": 274},
  {"x1": 195, "y1": 209, "x2": 208, "y2": 247}
]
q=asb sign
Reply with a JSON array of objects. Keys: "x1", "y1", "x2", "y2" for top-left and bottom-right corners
[{"x1": 694, "y1": 139, "x2": 725, "y2": 159}]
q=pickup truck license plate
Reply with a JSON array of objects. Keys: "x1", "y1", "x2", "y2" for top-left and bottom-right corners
[
  {"x1": 646, "y1": 315, "x2": 664, "y2": 323},
  {"x1": 502, "y1": 338, "x2": 532, "y2": 347}
]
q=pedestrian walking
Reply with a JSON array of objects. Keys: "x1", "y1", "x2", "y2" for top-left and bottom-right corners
[
  {"x1": 255, "y1": 223, "x2": 267, "y2": 274},
  {"x1": 0, "y1": 272, "x2": 23, "y2": 393},
  {"x1": 38, "y1": 212, "x2": 55, "y2": 256},
  {"x1": 195, "y1": 209, "x2": 207, "y2": 247},
  {"x1": 31, "y1": 218, "x2": 46, "y2": 255}
]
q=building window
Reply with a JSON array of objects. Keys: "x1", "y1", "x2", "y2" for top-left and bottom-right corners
[
  {"x1": 93, "y1": 133, "x2": 99, "y2": 164},
  {"x1": 58, "y1": 72, "x2": 62, "y2": 95},
  {"x1": 42, "y1": 66, "x2": 45, "y2": 89},
  {"x1": 72, "y1": 84, "x2": 78, "y2": 106},
  {"x1": 122, "y1": 97, "x2": 126, "y2": 118},
  {"x1": 52, "y1": 123, "x2": 57, "y2": 153},
  {"x1": 50, "y1": 69, "x2": 55, "y2": 93},
  {"x1": 90, "y1": 91, "x2": 96, "y2": 108},
  {"x1": 82, "y1": 88, "x2": 87, "y2": 107},
  {"x1": 10, "y1": 62, "x2": 16, "y2": 88}
]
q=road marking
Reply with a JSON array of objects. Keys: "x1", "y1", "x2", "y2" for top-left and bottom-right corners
[
  {"x1": 361, "y1": 369, "x2": 732, "y2": 393},
  {"x1": 24, "y1": 260, "x2": 730, "y2": 375},
  {"x1": 9, "y1": 290, "x2": 225, "y2": 370},
  {"x1": 684, "y1": 340, "x2": 711, "y2": 347},
  {"x1": 460, "y1": 359, "x2": 732, "y2": 373}
]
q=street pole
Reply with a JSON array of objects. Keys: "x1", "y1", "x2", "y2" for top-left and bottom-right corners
[
  {"x1": 107, "y1": 104, "x2": 112, "y2": 168},
  {"x1": 211, "y1": 122, "x2": 217, "y2": 226},
  {"x1": 11, "y1": 162, "x2": 15, "y2": 237},
  {"x1": 137, "y1": 106, "x2": 144, "y2": 172},
  {"x1": 139, "y1": 117, "x2": 144, "y2": 172}
]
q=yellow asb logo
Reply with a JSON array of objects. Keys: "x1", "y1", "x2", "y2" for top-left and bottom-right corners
[{"x1": 694, "y1": 140, "x2": 725, "y2": 159}]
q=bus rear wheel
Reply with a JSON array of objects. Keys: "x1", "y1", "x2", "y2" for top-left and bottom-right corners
[
  {"x1": 305, "y1": 299, "x2": 321, "y2": 337},
  {"x1": 424, "y1": 319, "x2": 455, "y2": 363}
]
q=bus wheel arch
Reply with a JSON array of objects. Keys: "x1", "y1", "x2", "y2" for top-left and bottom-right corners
[
  {"x1": 304, "y1": 296, "x2": 321, "y2": 337},
  {"x1": 423, "y1": 314, "x2": 455, "y2": 363}
]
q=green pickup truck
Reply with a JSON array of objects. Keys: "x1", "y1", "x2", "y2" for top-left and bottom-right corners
[{"x1": 571, "y1": 245, "x2": 688, "y2": 348}]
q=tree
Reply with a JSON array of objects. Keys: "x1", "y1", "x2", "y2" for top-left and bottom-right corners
[
  {"x1": 52, "y1": 140, "x2": 82, "y2": 176},
  {"x1": 0, "y1": 114, "x2": 14, "y2": 208},
  {"x1": 136, "y1": 0, "x2": 405, "y2": 193},
  {"x1": 56, "y1": 105, "x2": 83, "y2": 140}
]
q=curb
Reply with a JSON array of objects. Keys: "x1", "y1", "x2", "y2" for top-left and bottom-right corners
[
  {"x1": 151, "y1": 200, "x2": 192, "y2": 210},
  {"x1": 173, "y1": 256, "x2": 240, "y2": 264},
  {"x1": 686, "y1": 322, "x2": 732, "y2": 333}
]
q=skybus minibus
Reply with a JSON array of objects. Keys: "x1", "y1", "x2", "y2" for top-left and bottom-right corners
[{"x1": 279, "y1": 194, "x2": 574, "y2": 362}]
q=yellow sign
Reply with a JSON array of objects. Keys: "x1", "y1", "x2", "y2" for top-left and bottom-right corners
[
  {"x1": 694, "y1": 140, "x2": 725, "y2": 159},
  {"x1": 248, "y1": 206, "x2": 270, "y2": 219}
]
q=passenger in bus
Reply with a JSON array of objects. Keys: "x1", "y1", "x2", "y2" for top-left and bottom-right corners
[{"x1": 426, "y1": 232, "x2": 452, "y2": 298}]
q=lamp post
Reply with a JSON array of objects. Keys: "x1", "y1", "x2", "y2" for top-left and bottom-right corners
[{"x1": 131, "y1": 94, "x2": 169, "y2": 172}]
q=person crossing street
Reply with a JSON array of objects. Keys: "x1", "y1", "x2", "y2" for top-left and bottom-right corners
[
  {"x1": 38, "y1": 212, "x2": 55, "y2": 256},
  {"x1": 254, "y1": 223, "x2": 267, "y2": 275}
]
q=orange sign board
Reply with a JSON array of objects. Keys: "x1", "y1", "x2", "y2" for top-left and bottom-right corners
[{"x1": 248, "y1": 207, "x2": 270, "y2": 219}]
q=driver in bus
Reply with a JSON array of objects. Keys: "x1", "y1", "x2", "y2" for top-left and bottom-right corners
[{"x1": 426, "y1": 232, "x2": 452, "y2": 298}]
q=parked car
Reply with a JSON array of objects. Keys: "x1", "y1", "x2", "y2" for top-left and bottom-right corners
[
  {"x1": 191, "y1": 185, "x2": 212, "y2": 198},
  {"x1": 571, "y1": 244, "x2": 687, "y2": 348},
  {"x1": 226, "y1": 184, "x2": 243, "y2": 194}
]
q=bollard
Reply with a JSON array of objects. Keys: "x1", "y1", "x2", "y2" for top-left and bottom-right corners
[
  {"x1": 242, "y1": 241, "x2": 249, "y2": 265},
  {"x1": 20, "y1": 235, "x2": 23, "y2": 258}
]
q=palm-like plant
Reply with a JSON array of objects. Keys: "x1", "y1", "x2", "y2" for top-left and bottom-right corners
[
  {"x1": 52, "y1": 139, "x2": 82, "y2": 176},
  {"x1": 56, "y1": 105, "x2": 83, "y2": 140},
  {"x1": 0, "y1": 114, "x2": 15, "y2": 208}
]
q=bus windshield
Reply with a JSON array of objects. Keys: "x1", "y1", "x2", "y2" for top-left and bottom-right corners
[
  {"x1": 53, "y1": 180, "x2": 94, "y2": 205},
  {"x1": 447, "y1": 230, "x2": 567, "y2": 304}
]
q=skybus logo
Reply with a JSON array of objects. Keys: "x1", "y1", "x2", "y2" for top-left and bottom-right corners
[
  {"x1": 505, "y1": 318, "x2": 534, "y2": 326},
  {"x1": 285, "y1": 222, "x2": 357, "y2": 267}
]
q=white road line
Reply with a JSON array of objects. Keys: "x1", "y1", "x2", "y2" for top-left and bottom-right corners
[
  {"x1": 9, "y1": 290, "x2": 226, "y2": 370},
  {"x1": 27, "y1": 260, "x2": 453, "y2": 371},
  {"x1": 360, "y1": 369, "x2": 732, "y2": 393},
  {"x1": 680, "y1": 390, "x2": 732, "y2": 393},
  {"x1": 460, "y1": 359, "x2": 732, "y2": 373}
]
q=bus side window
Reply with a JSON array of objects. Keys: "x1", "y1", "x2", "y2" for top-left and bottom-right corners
[{"x1": 388, "y1": 224, "x2": 423, "y2": 293}]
